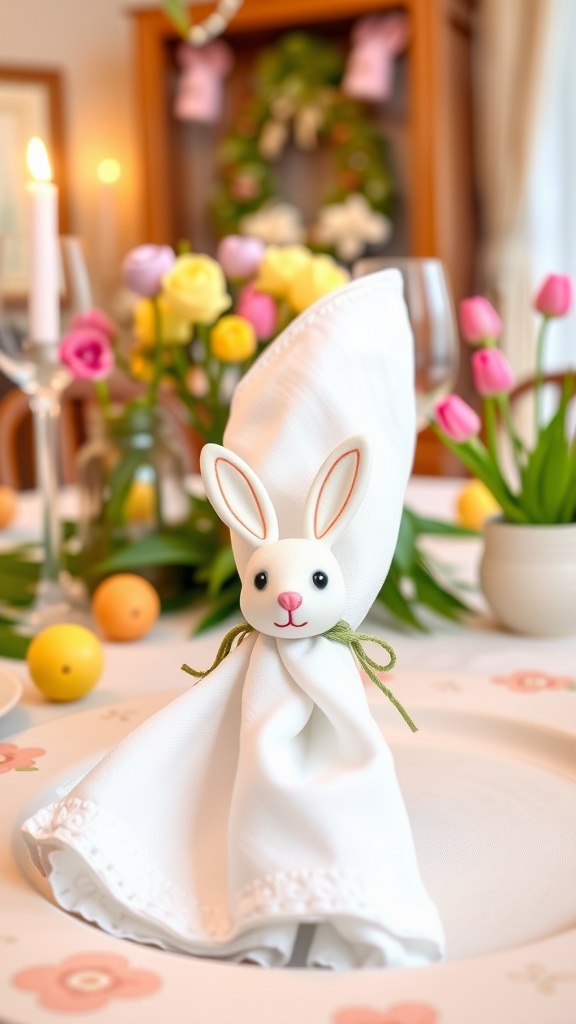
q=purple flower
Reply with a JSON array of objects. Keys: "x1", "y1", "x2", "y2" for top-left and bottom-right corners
[
  {"x1": 472, "y1": 348, "x2": 514, "y2": 396},
  {"x1": 236, "y1": 283, "x2": 277, "y2": 340},
  {"x1": 533, "y1": 274, "x2": 572, "y2": 318},
  {"x1": 121, "y1": 245, "x2": 176, "y2": 297},
  {"x1": 70, "y1": 308, "x2": 117, "y2": 339},
  {"x1": 435, "y1": 394, "x2": 481, "y2": 442},
  {"x1": 59, "y1": 327, "x2": 114, "y2": 381},
  {"x1": 216, "y1": 235, "x2": 265, "y2": 280},
  {"x1": 459, "y1": 297, "x2": 502, "y2": 344}
]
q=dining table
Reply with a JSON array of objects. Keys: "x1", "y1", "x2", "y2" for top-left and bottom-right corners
[{"x1": 1, "y1": 474, "x2": 575, "y2": 1024}]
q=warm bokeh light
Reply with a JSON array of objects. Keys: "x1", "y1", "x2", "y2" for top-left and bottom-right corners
[
  {"x1": 97, "y1": 158, "x2": 121, "y2": 184},
  {"x1": 27, "y1": 137, "x2": 52, "y2": 182}
]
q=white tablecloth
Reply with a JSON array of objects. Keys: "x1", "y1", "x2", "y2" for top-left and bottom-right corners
[{"x1": 1, "y1": 475, "x2": 575, "y2": 741}]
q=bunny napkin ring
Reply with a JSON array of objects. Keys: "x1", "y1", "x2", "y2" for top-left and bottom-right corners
[
  {"x1": 195, "y1": 434, "x2": 416, "y2": 731},
  {"x1": 201, "y1": 434, "x2": 370, "y2": 638}
]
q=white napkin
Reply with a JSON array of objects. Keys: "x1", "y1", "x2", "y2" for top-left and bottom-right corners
[{"x1": 22, "y1": 270, "x2": 445, "y2": 968}]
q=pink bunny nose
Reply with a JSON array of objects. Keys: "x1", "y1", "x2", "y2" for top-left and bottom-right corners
[{"x1": 277, "y1": 591, "x2": 302, "y2": 611}]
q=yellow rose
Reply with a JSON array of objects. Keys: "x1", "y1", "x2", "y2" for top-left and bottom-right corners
[
  {"x1": 256, "y1": 245, "x2": 312, "y2": 299},
  {"x1": 287, "y1": 255, "x2": 350, "y2": 313},
  {"x1": 133, "y1": 297, "x2": 190, "y2": 346},
  {"x1": 210, "y1": 315, "x2": 257, "y2": 363},
  {"x1": 162, "y1": 254, "x2": 231, "y2": 324}
]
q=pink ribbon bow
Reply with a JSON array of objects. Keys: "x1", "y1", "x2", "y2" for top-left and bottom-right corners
[
  {"x1": 174, "y1": 40, "x2": 233, "y2": 124},
  {"x1": 342, "y1": 13, "x2": 410, "y2": 103}
]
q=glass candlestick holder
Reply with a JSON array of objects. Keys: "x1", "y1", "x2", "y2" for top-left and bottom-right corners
[{"x1": 0, "y1": 339, "x2": 91, "y2": 631}]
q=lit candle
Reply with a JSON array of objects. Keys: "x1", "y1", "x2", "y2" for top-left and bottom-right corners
[{"x1": 26, "y1": 137, "x2": 59, "y2": 344}]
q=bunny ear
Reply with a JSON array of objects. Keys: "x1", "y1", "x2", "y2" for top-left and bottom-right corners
[
  {"x1": 303, "y1": 435, "x2": 372, "y2": 546},
  {"x1": 201, "y1": 444, "x2": 279, "y2": 548}
]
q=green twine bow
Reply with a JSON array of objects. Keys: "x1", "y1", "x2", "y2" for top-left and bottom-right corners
[{"x1": 182, "y1": 619, "x2": 416, "y2": 732}]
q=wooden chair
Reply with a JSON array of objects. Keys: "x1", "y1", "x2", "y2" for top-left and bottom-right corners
[{"x1": 0, "y1": 383, "x2": 202, "y2": 490}]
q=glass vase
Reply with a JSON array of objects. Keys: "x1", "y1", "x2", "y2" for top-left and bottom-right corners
[{"x1": 76, "y1": 404, "x2": 192, "y2": 603}]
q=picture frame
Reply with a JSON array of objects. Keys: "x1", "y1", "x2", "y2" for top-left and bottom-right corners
[{"x1": 0, "y1": 67, "x2": 68, "y2": 305}]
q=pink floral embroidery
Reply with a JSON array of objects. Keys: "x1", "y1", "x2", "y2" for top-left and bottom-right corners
[
  {"x1": 12, "y1": 952, "x2": 161, "y2": 1013},
  {"x1": 333, "y1": 1003, "x2": 438, "y2": 1024},
  {"x1": 492, "y1": 670, "x2": 574, "y2": 694},
  {"x1": 0, "y1": 743, "x2": 45, "y2": 774}
]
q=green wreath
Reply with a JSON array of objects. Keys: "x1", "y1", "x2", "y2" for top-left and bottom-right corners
[{"x1": 211, "y1": 32, "x2": 395, "y2": 262}]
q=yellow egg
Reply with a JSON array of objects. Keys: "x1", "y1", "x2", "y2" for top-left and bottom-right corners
[
  {"x1": 92, "y1": 573, "x2": 160, "y2": 641},
  {"x1": 124, "y1": 480, "x2": 156, "y2": 524},
  {"x1": 27, "y1": 624, "x2": 104, "y2": 701},
  {"x1": 456, "y1": 479, "x2": 500, "y2": 531},
  {"x1": 0, "y1": 485, "x2": 17, "y2": 528}
]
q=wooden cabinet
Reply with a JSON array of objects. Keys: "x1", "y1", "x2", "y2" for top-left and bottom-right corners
[{"x1": 131, "y1": 0, "x2": 476, "y2": 474}]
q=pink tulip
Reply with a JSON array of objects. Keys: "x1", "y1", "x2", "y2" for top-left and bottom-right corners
[
  {"x1": 459, "y1": 297, "x2": 502, "y2": 343},
  {"x1": 236, "y1": 283, "x2": 277, "y2": 340},
  {"x1": 59, "y1": 327, "x2": 114, "y2": 381},
  {"x1": 216, "y1": 235, "x2": 265, "y2": 280},
  {"x1": 533, "y1": 274, "x2": 572, "y2": 317},
  {"x1": 70, "y1": 308, "x2": 117, "y2": 339},
  {"x1": 472, "y1": 347, "x2": 514, "y2": 396},
  {"x1": 122, "y1": 244, "x2": 176, "y2": 297},
  {"x1": 435, "y1": 394, "x2": 481, "y2": 442}
]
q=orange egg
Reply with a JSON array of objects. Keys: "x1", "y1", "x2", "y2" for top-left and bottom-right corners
[
  {"x1": 0, "y1": 485, "x2": 17, "y2": 528},
  {"x1": 92, "y1": 573, "x2": 161, "y2": 641}
]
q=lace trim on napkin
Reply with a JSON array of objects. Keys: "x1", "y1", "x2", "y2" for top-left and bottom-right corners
[{"x1": 23, "y1": 795, "x2": 439, "y2": 949}]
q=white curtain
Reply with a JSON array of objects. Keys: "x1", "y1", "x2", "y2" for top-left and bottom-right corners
[
  {"x1": 527, "y1": 0, "x2": 576, "y2": 373},
  {"x1": 474, "y1": 0, "x2": 556, "y2": 377}
]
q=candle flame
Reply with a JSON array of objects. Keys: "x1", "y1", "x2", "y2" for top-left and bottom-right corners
[
  {"x1": 97, "y1": 158, "x2": 121, "y2": 184},
  {"x1": 27, "y1": 137, "x2": 53, "y2": 182}
]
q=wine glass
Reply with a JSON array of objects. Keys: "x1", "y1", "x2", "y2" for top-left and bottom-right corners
[{"x1": 352, "y1": 257, "x2": 459, "y2": 430}]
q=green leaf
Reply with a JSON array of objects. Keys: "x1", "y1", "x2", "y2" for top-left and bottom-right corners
[
  {"x1": 406, "y1": 510, "x2": 478, "y2": 538},
  {"x1": 0, "y1": 626, "x2": 31, "y2": 660},
  {"x1": 0, "y1": 574, "x2": 36, "y2": 607},
  {"x1": 519, "y1": 384, "x2": 572, "y2": 522},
  {"x1": 392, "y1": 509, "x2": 416, "y2": 575},
  {"x1": 376, "y1": 570, "x2": 426, "y2": 631},
  {"x1": 193, "y1": 585, "x2": 241, "y2": 635},
  {"x1": 412, "y1": 558, "x2": 470, "y2": 620},
  {"x1": 93, "y1": 532, "x2": 208, "y2": 574},
  {"x1": 206, "y1": 545, "x2": 238, "y2": 599},
  {"x1": 161, "y1": 0, "x2": 190, "y2": 36}
]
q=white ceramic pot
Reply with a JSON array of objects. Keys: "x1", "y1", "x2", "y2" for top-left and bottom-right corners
[{"x1": 480, "y1": 518, "x2": 576, "y2": 636}]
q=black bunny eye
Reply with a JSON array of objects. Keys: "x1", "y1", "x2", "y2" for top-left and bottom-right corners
[
  {"x1": 254, "y1": 572, "x2": 268, "y2": 590},
  {"x1": 312, "y1": 571, "x2": 328, "y2": 589}
]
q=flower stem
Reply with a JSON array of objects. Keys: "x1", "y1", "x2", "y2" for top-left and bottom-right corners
[
  {"x1": 149, "y1": 297, "x2": 164, "y2": 406},
  {"x1": 497, "y1": 393, "x2": 525, "y2": 477},
  {"x1": 535, "y1": 316, "x2": 550, "y2": 434},
  {"x1": 94, "y1": 379, "x2": 111, "y2": 415}
]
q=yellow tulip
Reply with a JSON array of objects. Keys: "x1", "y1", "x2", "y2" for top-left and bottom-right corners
[
  {"x1": 162, "y1": 253, "x2": 231, "y2": 324},
  {"x1": 287, "y1": 254, "x2": 350, "y2": 313},
  {"x1": 133, "y1": 297, "x2": 190, "y2": 346},
  {"x1": 456, "y1": 479, "x2": 500, "y2": 531},
  {"x1": 256, "y1": 245, "x2": 312, "y2": 299},
  {"x1": 210, "y1": 315, "x2": 257, "y2": 363}
]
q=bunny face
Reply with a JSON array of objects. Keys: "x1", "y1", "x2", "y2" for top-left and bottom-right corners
[
  {"x1": 242, "y1": 539, "x2": 345, "y2": 637},
  {"x1": 201, "y1": 434, "x2": 372, "y2": 638}
]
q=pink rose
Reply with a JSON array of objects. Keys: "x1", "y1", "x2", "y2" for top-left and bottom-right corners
[
  {"x1": 122, "y1": 244, "x2": 176, "y2": 297},
  {"x1": 435, "y1": 394, "x2": 481, "y2": 443},
  {"x1": 472, "y1": 348, "x2": 514, "y2": 396},
  {"x1": 236, "y1": 283, "x2": 277, "y2": 340},
  {"x1": 459, "y1": 297, "x2": 502, "y2": 343},
  {"x1": 59, "y1": 327, "x2": 114, "y2": 381},
  {"x1": 216, "y1": 235, "x2": 265, "y2": 280},
  {"x1": 70, "y1": 308, "x2": 117, "y2": 340},
  {"x1": 533, "y1": 274, "x2": 572, "y2": 318}
]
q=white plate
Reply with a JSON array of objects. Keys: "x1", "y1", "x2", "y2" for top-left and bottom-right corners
[
  {"x1": 1, "y1": 671, "x2": 576, "y2": 1024},
  {"x1": 0, "y1": 667, "x2": 23, "y2": 719}
]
